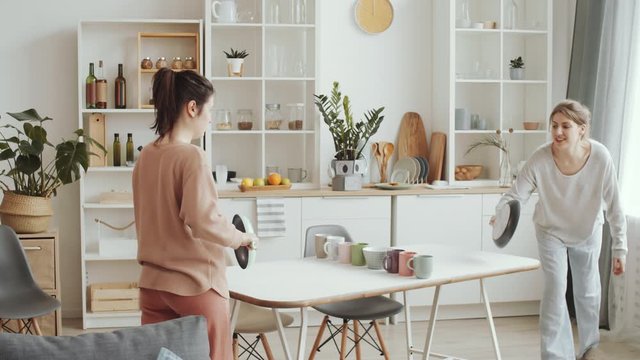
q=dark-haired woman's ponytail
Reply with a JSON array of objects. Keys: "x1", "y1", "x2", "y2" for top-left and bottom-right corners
[{"x1": 152, "y1": 68, "x2": 178, "y2": 138}]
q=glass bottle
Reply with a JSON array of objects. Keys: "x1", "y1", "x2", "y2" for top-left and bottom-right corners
[
  {"x1": 115, "y1": 64, "x2": 126, "y2": 109},
  {"x1": 112, "y1": 133, "x2": 121, "y2": 167},
  {"x1": 269, "y1": 0, "x2": 280, "y2": 24},
  {"x1": 126, "y1": 133, "x2": 134, "y2": 166},
  {"x1": 96, "y1": 60, "x2": 107, "y2": 109},
  {"x1": 156, "y1": 57, "x2": 167, "y2": 69},
  {"x1": 85, "y1": 63, "x2": 97, "y2": 109},
  {"x1": 171, "y1": 57, "x2": 183, "y2": 70},
  {"x1": 265, "y1": 103, "x2": 283, "y2": 130},
  {"x1": 498, "y1": 150, "x2": 512, "y2": 187},
  {"x1": 508, "y1": 0, "x2": 519, "y2": 29},
  {"x1": 184, "y1": 56, "x2": 196, "y2": 70},
  {"x1": 292, "y1": 0, "x2": 306, "y2": 24}
]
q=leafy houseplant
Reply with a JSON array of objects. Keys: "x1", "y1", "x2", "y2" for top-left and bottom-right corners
[
  {"x1": 0, "y1": 109, "x2": 105, "y2": 232},
  {"x1": 314, "y1": 81, "x2": 385, "y2": 161},
  {"x1": 224, "y1": 48, "x2": 249, "y2": 77},
  {"x1": 465, "y1": 132, "x2": 512, "y2": 187},
  {"x1": 509, "y1": 56, "x2": 525, "y2": 80}
]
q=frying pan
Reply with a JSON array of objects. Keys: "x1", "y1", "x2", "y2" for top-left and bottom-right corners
[
  {"x1": 232, "y1": 214, "x2": 256, "y2": 269},
  {"x1": 492, "y1": 199, "x2": 520, "y2": 248}
]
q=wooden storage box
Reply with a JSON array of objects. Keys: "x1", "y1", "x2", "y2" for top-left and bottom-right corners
[{"x1": 89, "y1": 282, "x2": 139, "y2": 312}]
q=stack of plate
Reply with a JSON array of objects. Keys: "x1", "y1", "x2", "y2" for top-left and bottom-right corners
[{"x1": 391, "y1": 157, "x2": 429, "y2": 184}]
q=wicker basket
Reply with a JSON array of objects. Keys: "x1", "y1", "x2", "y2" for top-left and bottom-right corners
[{"x1": 0, "y1": 191, "x2": 53, "y2": 233}]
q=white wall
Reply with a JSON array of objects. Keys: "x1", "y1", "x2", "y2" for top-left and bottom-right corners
[{"x1": 0, "y1": 0, "x2": 573, "y2": 318}]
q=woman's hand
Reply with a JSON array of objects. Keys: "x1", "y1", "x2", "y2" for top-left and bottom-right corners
[
  {"x1": 489, "y1": 216, "x2": 496, "y2": 226},
  {"x1": 613, "y1": 257, "x2": 625, "y2": 275},
  {"x1": 239, "y1": 233, "x2": 258, "y2": 250}
]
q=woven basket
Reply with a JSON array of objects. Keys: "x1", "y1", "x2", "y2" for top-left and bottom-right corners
[{"x1": 0, "y1": 191, "x2": 53, "y2": 233}]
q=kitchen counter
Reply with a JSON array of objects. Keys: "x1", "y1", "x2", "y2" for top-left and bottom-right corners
[{"x1": 218, "y1": 185, "x2": 507, "y2": 198}]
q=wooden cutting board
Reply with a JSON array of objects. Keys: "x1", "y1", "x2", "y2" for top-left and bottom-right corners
[
  {"x1": 396, "y1": 112, "x2": 429, "y2": 160},
  {"x1": 427, "y1": 132, "x2": 446, "y2": 183}
]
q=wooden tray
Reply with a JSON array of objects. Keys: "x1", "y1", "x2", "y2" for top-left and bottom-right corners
[{"x1": 238, "y1": 184, "x2": 292, "y2": 192}]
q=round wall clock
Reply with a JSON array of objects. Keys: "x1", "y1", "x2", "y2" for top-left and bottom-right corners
[{"x1": 355, "y1": 0, "x2": 394, "y2": 34}]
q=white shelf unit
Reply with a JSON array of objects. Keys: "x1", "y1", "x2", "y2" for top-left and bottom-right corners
[
  {"x1": 435, "y1": 0, "x2": 552, "y2": 186},
  {"x1": 204, "y1": 0, "x2": 318, "y2": 186},
  {"x1": 77, "y1": 19, "x2": 203, "y2": 329}
]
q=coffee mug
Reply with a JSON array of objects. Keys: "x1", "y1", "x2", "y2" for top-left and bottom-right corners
[
  {"x1": 314, "y1": 234, "x2": 329, "y2": 259},
  {"x1": 288, "y1": 168, "x2": 308, "y2": 183},
  {"x1": 407, "y1": 254, "x2": 434, "y2": 279},
  {"x1": 383, "y1": 248, "x2": 404, "y2": 274},
  {"x1": 323, "y1": 235, "x2": 345, "y2": 261},
  {"x1": 212, "y1": 0, "x2": 237, "y2": 23},
  {"x1": 351, "y1": 242, "x2": 369, "y2": 266},
  {"x1": 398, "y1": 251, "x2": 417, "y2": 276},
  {"x1": 338, "y1": 242, "x2": 352, "y2": 264}
]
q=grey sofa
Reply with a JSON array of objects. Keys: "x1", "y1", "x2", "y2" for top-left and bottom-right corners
[{"x1": 0, "y1": 315, "x2": 209, "y2": 360}]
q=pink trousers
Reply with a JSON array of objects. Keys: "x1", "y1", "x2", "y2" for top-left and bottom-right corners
[{"x1": 140, "y1": 288, "x2": 232, "y2": 360}]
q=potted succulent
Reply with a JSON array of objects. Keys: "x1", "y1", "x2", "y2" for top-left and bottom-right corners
[
  {"x1": 224, "y1": 48, "x2": 249, "y2": 77},
  {"x1": 314, "y1": 81, "x2": 385, "y2": 190},
  {"x1": 509, "y1": 56, "x2": 525, "y2": 80},
  {"x1": 0, "y1": 109, "x2": 105, "y2": 233}
]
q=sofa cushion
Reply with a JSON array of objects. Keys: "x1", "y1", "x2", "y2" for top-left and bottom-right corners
[{"x1": 0, "y1": 316, "x2": 209, "y2": 360}]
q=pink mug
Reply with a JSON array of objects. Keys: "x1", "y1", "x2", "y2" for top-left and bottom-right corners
[{"x1": 398, "y1": 251, "x2": 417, "y2": 276}]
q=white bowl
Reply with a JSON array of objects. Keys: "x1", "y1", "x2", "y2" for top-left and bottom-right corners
[{"x1": 363, "y1": 246, "x2": 389, "y2": 270}]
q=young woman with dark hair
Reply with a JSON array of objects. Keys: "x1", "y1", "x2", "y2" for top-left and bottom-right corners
[{"x1": 133, "y1": 68, "x2": 257, "y2": 360}]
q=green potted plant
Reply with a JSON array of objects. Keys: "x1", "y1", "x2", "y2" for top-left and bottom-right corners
[
  {"x1": 0, "y1": 109, "x2": 105, "y2": 233},
  {"x1": 314, "y1": 81, "x2": 385, "y2": 190},
  {"x1": 465, "y1": 131, "x2": 512, "y2": 187},
  {"x1": 223, "y1": 48, "x2": 249, "y2": 77},
  {"x1": 509, "y1": 56, "x2": 525, "y2": 80}
]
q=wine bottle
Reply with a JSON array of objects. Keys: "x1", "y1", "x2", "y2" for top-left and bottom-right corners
[
  {"x1": 113, "y1": 133, "x2": 121, "y2": 167},
  {"x1": 115, "y1": 63, "x2": 127, "y2": 109},
  {"x1": 96, "y1": 60, "x2": 107, "y2": 109},
  {"x1": 126, "y1": 133, "x2": 134, "y2": 166},
  {"x1": 85, "y1": 63, "x2": 97, "y2": 109}
]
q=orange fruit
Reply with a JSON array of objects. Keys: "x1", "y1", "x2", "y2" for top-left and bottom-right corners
[{"x1": 267, "y1": 172, "x2": 282, "y2": 185}]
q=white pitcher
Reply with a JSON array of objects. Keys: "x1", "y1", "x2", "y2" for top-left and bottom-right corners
[{"x1": 212, "y1": 0, "x2": 237, "y2": 23}]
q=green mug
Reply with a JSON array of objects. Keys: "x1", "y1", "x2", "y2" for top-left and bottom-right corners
[{"x1": 351, "y1": 242, "x2": 369, "y2": 266}]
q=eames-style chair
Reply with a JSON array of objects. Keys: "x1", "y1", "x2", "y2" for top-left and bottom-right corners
[
  {"x1": 305, "y1": 225, "x2": 403, "y2": 360},
  {"x1": 0, "y1": 225, "x2": 61, "y2": 335}
]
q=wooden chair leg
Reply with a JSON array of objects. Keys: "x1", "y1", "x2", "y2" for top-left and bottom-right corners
[
  {"x1": 339, "y1": 321, "x2": 349, "y2": 360},
  {"x1": 308, "y1": 316, "x2": 329, "y2": 360},
  {"x1": 259, "y1": 333, "x2": 275, "y2": 360},
  {"x1": 353, "y1": 320, "x2": 362, "y2": 360},
  {"x1": 232, "y1": 333, "x2": 239, "y2": 360},
  {"x1": 372, "y1": 320, "x2": 390, "y2": 360}
]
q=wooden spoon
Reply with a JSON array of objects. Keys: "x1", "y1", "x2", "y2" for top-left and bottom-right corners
[
  {"x1": 372, "y1": 142, "x2": 384, "y2": 182},
  {"x1": 381, "y1": 142, "x2": 395, "y2": 182}
]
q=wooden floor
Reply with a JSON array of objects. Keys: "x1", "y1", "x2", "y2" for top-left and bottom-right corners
[{"x1": 63, "y1": 316, "x2": 640, "y2": 359}]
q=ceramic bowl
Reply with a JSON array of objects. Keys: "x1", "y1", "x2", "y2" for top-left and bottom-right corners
[
  {"x1": 523, "y1": 122, "x2": 540, "y2": 130},
  {"x1": 363, "y1": 246, "x2": 390, "y2": 270},
  {"x1": 454, "y1": 165, "x2": 483, "y2": 180}
]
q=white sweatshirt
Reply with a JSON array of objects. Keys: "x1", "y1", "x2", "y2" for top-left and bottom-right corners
[{"x1": 497, "y1": 139, "x2": 627, "y2": 260}]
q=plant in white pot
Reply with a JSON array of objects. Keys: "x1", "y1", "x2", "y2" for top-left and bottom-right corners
[
  {"x1": 224, "y1": 48, "x2": 249, "y2": 77},
  {"x1": 509, "y1": 56, "x2": 525, "y2": 80},
  {"x1": 314, "y1": 81, "x2": 385, "y2": 190},
  {"x1": 0, "y1": 109, "x2": 105, "y2": 233}
]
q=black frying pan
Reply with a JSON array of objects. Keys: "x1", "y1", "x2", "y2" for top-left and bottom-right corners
[
  {"x1": 232, "y1": 214, "x2": 256, "y2": 269},
  {"x1": 492, "y1": 199, "x2": 520, "y2": 248}
]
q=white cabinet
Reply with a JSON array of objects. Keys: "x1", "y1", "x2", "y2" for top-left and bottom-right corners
[
  {"x1": 395, "y1": 194, "x2": 482, "y2": 306},
  {"x1": 78, "y1": 20, "x2": 203, "y2": 329},
  {"x1": 218, "y1": 197, "x2": 302, "y2": 262},
  {"x1": 433, "y1": 0, "x2": 552, "y2": 185},
  {"x1": 301, "y1": 196, "x2": 391, "y2": 255},
  {"x1": 204, "y1": 0, "x2": 318, "y2": 186},
  {"x1": 481, "y1": 193, "x2": 543, "y2": 303}
]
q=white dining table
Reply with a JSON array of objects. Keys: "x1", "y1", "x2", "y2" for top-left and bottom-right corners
[{"x1": 227, "y1": 244, "x2": 540, "y2": 360}]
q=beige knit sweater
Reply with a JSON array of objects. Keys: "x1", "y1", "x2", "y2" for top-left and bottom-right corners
[{"x1": 133, "y1": 142, "x2": 242, "y2": 298}]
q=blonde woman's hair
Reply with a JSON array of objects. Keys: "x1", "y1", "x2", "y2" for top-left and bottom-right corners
[{"x1": 549, "y1": 99, "x2": 591, "y2": 138}]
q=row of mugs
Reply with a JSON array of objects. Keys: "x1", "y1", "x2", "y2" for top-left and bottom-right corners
[{"x1": 315, "y1": 234, "x2": 433, "y2": 279}]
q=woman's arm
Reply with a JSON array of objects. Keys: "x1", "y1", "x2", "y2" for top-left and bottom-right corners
[{"x1": 602, "y1": 156, "x2": 627, "y2": 268}]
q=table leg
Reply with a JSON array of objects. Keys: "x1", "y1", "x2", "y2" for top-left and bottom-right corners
[
  {"x1": 480, "y1": 279, "x2": 502, "y2": 360},
  {"x1": 273, "y1": 308, "x2": 292, "y2": 360},
  {"x1": 296, "y1": 307, "x2": 309, "y2": 360},
  {"x1": 229, "y1": 300, "x2": 240, "y2": 338},
  {"x1": 422, "y1": 285, "x2": 441, "y2": 360},
  {"x1": 402, "y1": 291, "x2": 414, "y2": 360}
]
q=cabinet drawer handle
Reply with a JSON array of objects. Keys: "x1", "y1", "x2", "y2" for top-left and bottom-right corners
[{"x1": 23, "y1": 246, "x2": 42, "y2": 251}]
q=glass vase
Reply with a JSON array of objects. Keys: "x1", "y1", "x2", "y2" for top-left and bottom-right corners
[{"x1": 498, "y1": 151, "x2": 513, "y2": 187}]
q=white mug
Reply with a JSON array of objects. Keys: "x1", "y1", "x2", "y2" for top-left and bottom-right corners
[
  {"x1": 215, "y1": 164, "x2": 228, "y2": 185},
  {"x1": 323, "y1": 235, "x2": 345, "y2": 261},
  {"x1": 212, "y1": 0, "x2": 237, "y2": 23}
]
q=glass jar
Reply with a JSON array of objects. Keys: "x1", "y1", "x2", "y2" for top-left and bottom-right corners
[
  {"x1": 286, "y1": 103, "x2": 304, "y2": 130},
  {"x1": 171, "y1": 57, "x2": 183, "y2": 70},
  {"x1": 215, "y1": 109, "x2": 232, "y2": 130},
  {"x1": 141, "y1": 57, "x2": 153, "y2": 69},
  {"x1": 184, "y1": 56, "x2": 196, "y2": 70},
  {"x1": 155, "y1": 57, "x2": 167, "y2": 69},
  {"x1": 265, "y1": 104, "x2": 283, "y2": 130},
  {"x1": 237, "y1": 109, "x2": 253, "y2": 130}
]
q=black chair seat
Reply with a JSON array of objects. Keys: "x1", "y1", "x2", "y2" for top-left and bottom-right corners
[{"x1": 313, "y1": 296, "x2": 403, "y2": 321}]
